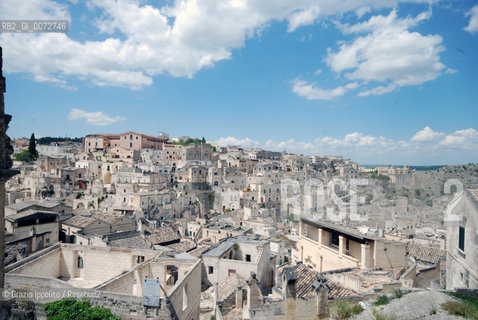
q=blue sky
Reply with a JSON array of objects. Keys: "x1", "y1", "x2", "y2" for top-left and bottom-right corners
[{"x1": 1, "y1": 0, "x2": 477, "y2": 165}]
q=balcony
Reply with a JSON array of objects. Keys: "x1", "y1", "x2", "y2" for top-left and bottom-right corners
[{"x1": 301, "y1": 234, "x2": 360, "y2": 270}]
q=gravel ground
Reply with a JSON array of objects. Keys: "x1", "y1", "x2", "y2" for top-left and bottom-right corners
[{"x1": 351, "y1": 291, "x2": 463, "y2": 320}]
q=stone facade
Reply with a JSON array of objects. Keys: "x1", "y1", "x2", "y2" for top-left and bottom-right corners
[
  {"x1": 299, "y1": 217, "x2": 407, "y2": 272},
  {"x1": 202, "y1": 236, "x2": 275, "y2": 290},
  {"x1": 85, "y1": 131, "x2": 166, "y2": 153},
  {"x1": 445, "y1": 189, "x2": 478, "y2": 290},
  {"x1": 6, "y1": 243, "x2": 201, "y2": 319}
]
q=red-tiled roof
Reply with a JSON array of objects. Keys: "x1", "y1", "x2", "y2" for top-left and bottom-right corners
[
  {"x1": 406, "y1": 243, "x2": 445, "y2": 264},
  {"x1": 295, "y1": 264, "x2": 358, "y2": 299}
]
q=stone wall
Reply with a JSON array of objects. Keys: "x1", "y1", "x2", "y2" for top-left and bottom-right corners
[
  {"x1": 248, "y1": 295, "x2": 320, "y2": 320},
  {"x1": 327, "y1": 273, "x2": 363, "y2": 292},
  {"x1": 6, "y1": 274, "x2": 176, "y2": 319},
  {"x1": 203, "y1": 241, "x2": 272, "y2": 290},
  {"x1": 446, "y1": 192, "x2": 478, "y2": 290},
  {"x1": 373, "y1": 240, "x2": 407, "y2": 269},
  {"x1": 167, "y1": 259, "x2": 202, "y2": 320},
  {"x1": 98, "y1": 269, "x2": 135, "y2": 295},
  {"x1": 5, "y1": 246, "x2": 202, "y2": 319},
  {"x1": 400, "y1": 257, "x2": 417, "y2": 287},
  {"x1": 9, "y1": 244, "x2": 161, "y2": 283},
  {"x1": 9, "y1": 247, "x2": 60, "y2": 278},
  {"x1": 300, "y1": 236, "x2": 359, "y2": 272}
]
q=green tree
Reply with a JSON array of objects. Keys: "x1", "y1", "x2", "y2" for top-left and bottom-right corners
[
  {"x1": 28, "y1": 133, "x2": 38, "y2": 160},
  {"x1": 13, "y1": 150, "x2": 32, "y2": 162},
  {"x1": 44, "y1": 298, "x2": 120, "y2": 320},
  {"x1": 37, "y1": 136, "x2": 82, "y2": 144}
]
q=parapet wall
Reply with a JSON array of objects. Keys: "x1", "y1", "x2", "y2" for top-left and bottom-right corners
[{"x1": 5, "y1": 273, "x2": 176, "y2": 319}]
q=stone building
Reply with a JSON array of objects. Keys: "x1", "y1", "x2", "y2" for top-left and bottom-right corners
[
  {"x1": 445, "y1": 189, "x2": 478, "y2": 290},
  {"x1": 5, "y1": 210, "x2": 60, "y2": 254},
  {"x1": 202, "y1": 235, "x2": 275, "y2": 290},
  {"x1": 175, "y1": 165, "x2": 209, "y2": 190},
  {"x1": 37, "y1": 155, "x2": 68, "y2": 175},
  {"x1": 62, "y1": 215, "x2": 111, "y2": 244},
  {"x1": 243, "y1": 265, "x2": 330, "y2": 320},
  {"x1": 162, "y1": 144, "x2": 186, "y2": 168},
  {"x1": 299, "y1": 217, "x2": 407, "y2": 272},
  {"x1": 105, "y1": 146, "x2": 140, "y2": 161},
  {"x1": 185, "y1": 143, "x2": 213, "y2": 164},
  {"x1": 5, "y1": 200, "x2": 72, "y2": 220},
  {"x1": 254, "y1": 150, "x2": 282, "y2": 161},
  {"x1": 61, "y1": 213, "x2": 136, "y2": 245},
  {"x1": 84, "y1": 131, "x2": 167, "y2": 153},
  {"x1": 5, "y1": 244, "x2": 201, "y2": 319},
  {"x1": 37, "y1": 143, "x2": 75, "y2": 160}
]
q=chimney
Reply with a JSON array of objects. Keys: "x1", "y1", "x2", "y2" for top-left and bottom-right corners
[
  {"x1": 235, "y1": 285, "x2": 243, "y2": 309},
  {"x1": 282, "y1": 266, "x2": 297, "y2": 299},
  {"x1": 312, "y1": 275, "x2": 330, "y2": 320},
  {"x1": 246, "y1": 272, "x2": 262, "y2": 310}
]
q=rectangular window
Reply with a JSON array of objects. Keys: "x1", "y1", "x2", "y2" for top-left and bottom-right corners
[
  {"x1": 77, "y1": 256, "x2": 84, "y2": 268},
  {"x1": 245, "y1": 254, "x2": 251, "y2": 262},
  {"x1": 208, "y1": 266, "x2": 214, "y2": 274},
  {"x1": 459, "y1": 226, "x2": 465, "y2": 252},
  {"x1": 166, "y1": 265, "x2": 178, "y2": 285},
  {"x1": 331, "y1": 232, "x2": 340, "y2": 248}
]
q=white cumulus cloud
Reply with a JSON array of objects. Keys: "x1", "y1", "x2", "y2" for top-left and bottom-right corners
[
  {"x1": 327, "y1": 10, "x2": 446, "y2": 95},
  {"x1": 465, "y1": 5, "x2": 478, "y2": 33},
  {"x1": 68, "y1": 108, "x2": 125, "y2": 126},
  {"x1": 0, "y1": 0, "x2": 442, "y2": 90},
  {"x1": 440, "y1": 128, "x2": 478, "y2": 149},
  {"x1": 291, "y1": 79, "x2": 358, "y2": 100},
  {"x1": 215, "y1": 136, "x2": 260, "y2": 148},
  {"x1": 358, "y1": 84, "x2": 397, "y2": 97},
  {"x1": 292, "y1": 9, "x2": 448, "y2": 100},
  {"x1": 411, "y1": 126, "x2": 445, "y2": 142},
  {"x1": 218, "y1": 127, "x2": 478, "y2": 164},
  {"x1": 287, "y1": 6, "x2": 320, "y2": 32}
]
